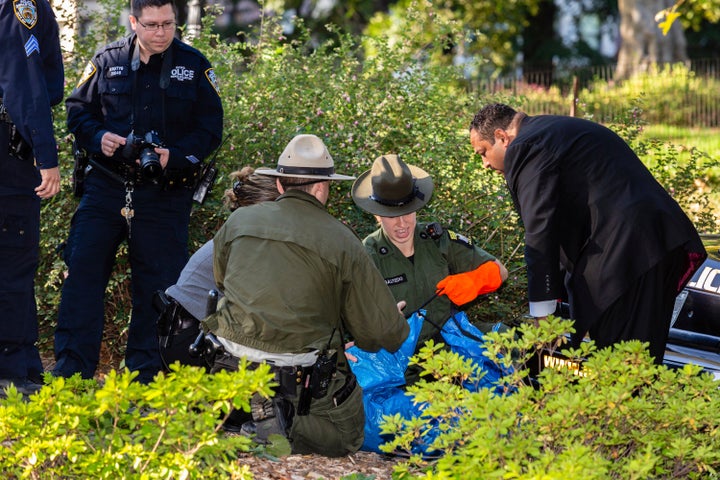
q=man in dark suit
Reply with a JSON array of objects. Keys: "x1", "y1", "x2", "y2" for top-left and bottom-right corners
[{"x1": 469, "y1": 103, "x2": 706, "y2": 363}]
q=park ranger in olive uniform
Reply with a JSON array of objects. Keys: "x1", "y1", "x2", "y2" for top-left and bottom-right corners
[
  {"x1": 353, "y1": 154, "x2": 508, "y2": 384},
  {"x1": 203, "y1": 134, "x2": 409, "y2": 457}
]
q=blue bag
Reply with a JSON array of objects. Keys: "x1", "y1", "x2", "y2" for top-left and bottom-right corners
[
  {"x1": 349, "y1": 310, "x2": 510, "y2": 454},
  {"x1": 441, "y1": 311, "x2": 509, "y2": 395},
  {"x1": 346, "y1": 311, "x2": 423, "y2": 390}
]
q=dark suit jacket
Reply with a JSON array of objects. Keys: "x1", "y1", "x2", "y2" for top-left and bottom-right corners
[{"x1": 504, "y1": 115, "x2": 706, "y2": 332}]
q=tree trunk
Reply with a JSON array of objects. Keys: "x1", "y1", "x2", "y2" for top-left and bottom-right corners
[
  {"x1": 615, "y1": 0, "x2": 688, "y2": 79},
  {"x1": 185, "y1": 0, "x2": 203, "y2": 41}
]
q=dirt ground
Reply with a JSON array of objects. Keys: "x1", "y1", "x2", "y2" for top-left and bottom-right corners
[{"x1": 236, "y1": 451, "x2": 401, "y2": 479}]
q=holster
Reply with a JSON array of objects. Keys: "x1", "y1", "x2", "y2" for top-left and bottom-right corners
[
  {"x1": 1, "y1": 103, "x2": 33, "y2": 162},
  {"x1": 71, "y1": 140, "x2": 90, "y2": 197},
  {"x1": 152, "y1": 290, "x2": 177, "y2": 349}
]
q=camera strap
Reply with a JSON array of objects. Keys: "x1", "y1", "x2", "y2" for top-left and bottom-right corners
[{"x1": 128, "y1": 36, "x2": 172, "y2": 139}]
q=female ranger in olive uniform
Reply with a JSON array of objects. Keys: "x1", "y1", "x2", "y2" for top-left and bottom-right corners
[{"x1": 352, "y1": 155, "x2": 509, "y2": 385}]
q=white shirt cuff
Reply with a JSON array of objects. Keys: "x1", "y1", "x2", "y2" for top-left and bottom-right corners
[{"x1": 529, "y1": 300, "x2": 558, "y2": 318}]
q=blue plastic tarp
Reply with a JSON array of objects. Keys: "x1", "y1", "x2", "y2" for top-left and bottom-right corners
[{"x1": 347, "y1": 310, "x2": 510, "y2": 454}]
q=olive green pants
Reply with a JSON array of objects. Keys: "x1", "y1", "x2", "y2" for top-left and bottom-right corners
[{"x1": 289, "y1": 371, "x2": 364, "y2": 457}]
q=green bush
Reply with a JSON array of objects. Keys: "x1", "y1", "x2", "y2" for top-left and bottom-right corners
[
  {"x1": 0, "y1": 363, "x2": 279, "y2": 478},
  {"x1": 385, "y1": 318, "x2": 720, "y2": 479}
]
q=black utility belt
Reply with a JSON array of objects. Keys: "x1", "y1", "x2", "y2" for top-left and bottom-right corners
[
  {"x1": 90, "y1": 156, "x2": 201, "y2": 189},
  {"x1": 1, "y1": 103, "x2": 33, "y2": 161},
  {"x1": 213, "y1": 351, "x2": 309, "y2": 397}
]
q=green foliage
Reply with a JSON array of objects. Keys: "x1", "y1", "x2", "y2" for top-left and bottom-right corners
[
  {"x1": 0, "y1": 363, "x2": 281, "y2": 478},
  {"x1": 601, "y1": 100, "x2": 720, "y2": 233},
  {"x1": 365, "y1": 0, "x2": 542, "y2": 74},
  {"x1": 383, "y1": 317, "x2": 720, "y2": 479}
]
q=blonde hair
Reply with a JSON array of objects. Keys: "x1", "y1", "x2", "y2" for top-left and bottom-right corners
[{"x1": 222, "y1": 166, "x2": 279, "y2": 211}]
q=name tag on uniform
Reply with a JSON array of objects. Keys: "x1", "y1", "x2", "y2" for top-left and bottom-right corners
[
  {"x1": 385, "y1": 274, "x2": 407, "y2": 286},
  {"x1": 106, "y1": 65, "x2": 128, "y2": 79}
]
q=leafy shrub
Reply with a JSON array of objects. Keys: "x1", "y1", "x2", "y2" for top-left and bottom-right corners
[
  {"x1": 0, "y1": 363, "x2": 278, "y2": 478},
  {"x1": 385, "y1": 317, "x2": 720, "y2": 479}
]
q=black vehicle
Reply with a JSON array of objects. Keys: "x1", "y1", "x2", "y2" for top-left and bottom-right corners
[
  {"x1": 665, "y1": 235, "x2": 720, "y2": 379},
  {"x1": 536, "y1": 235, "x2": 720, "y2": 380}
]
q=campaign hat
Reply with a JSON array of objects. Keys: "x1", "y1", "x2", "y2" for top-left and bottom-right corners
[
  {"x1": 351, "y1": 154, "x2": 433, "y2": 217},
  {"x1": 256, "y1": 134, "x2": 355, "y2": 181}
]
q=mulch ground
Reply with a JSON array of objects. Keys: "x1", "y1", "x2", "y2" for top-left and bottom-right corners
[{"x1": 236, "y1": 451, "x2": 401, "y2": 479}]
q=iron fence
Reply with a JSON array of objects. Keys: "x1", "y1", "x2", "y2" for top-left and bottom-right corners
[{"x1": 469, "y1": 58, "x2": 720, "y2": 127}]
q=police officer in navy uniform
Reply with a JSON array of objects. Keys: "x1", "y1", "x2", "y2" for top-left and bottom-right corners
[
  {"x1": 54, "y1": 0, "x2": 223, "y2": 383},
  {"x1": 0, "y1": 0, "x2": 64, "y2": 396}
]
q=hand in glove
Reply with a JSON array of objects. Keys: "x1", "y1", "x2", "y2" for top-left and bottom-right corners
[{"x1": 435, "y1": 261, "x2": 503, "y2": 305}]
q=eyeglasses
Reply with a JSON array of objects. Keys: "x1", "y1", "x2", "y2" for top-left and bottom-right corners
[{"x1": 137, "y1": 20, "x2": 176, "y2": 31}]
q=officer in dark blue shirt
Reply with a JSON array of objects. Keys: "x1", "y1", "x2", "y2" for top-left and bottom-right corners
[
  {"x1": 54, "y1": 0, "x2": 223, "y2": 383},
  {"x1": 0, "y1": 0, "x2": 64, "y2": 397}
]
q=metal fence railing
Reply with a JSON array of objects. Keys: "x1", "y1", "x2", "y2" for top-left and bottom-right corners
[{"x1": 468, "y1": 58, "x2": 720, "y2": 127}]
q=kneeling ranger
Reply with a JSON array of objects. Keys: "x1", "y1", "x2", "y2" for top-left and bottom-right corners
[{"x1": 202, "y1": 134, "x2": 409, "y2": 457}]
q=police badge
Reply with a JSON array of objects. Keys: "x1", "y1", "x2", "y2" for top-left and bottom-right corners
[{"x1": 14, "y1": 0, "x2": 38, "y2": 29}]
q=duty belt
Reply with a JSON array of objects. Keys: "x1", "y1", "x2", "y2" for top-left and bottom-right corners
[
  {"x1": 1, "y1": 99, "x2": 33, "y2": 161},
  {"x1": 212, "y1": 351, "x2": 307, "y2": 398},
  {"x1": 89, "y1": 156, "x2": 144, "y2": 185},
  {"x1": 169, "y1": 298, "x2": 200, "y2": 332},
  {"x1": 90, "y1": 155, "x2": 201, "y2": 190}
]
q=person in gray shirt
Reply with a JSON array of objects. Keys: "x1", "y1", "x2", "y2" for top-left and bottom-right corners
[{"x1": 157, "y1": 166, "x2": 279, "y2": 369}]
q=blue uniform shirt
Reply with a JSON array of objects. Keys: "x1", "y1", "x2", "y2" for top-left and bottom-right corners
[
  {"x1": 66, "y1": 34, "x2": 223, "y2": 170},
  {"x1": 0, "y1": 0, "x2": 64, "y2": 169}
]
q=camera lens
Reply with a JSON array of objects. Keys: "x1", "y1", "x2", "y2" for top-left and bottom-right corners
[{"x1": 139, "y1": 148, "x2": 162, "y2": 179}]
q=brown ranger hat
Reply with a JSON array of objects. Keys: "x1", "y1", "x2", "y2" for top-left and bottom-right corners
[
  {"x1": 255, "y1": 134, "x2": 355, "y2": 181},
  {"x1": 351, "y1": 154, "x2": 434, "y2": 217}
]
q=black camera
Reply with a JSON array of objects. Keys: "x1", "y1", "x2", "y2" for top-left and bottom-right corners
[{"x1": 122, "y1": 130, "x2": 164, "y2": 180}]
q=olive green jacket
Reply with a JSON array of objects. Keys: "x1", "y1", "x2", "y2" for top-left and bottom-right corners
[
  {"x1": 205, "y1": 190, "x2": 409, "y2": 355},
  {"x1": 363, "y1": 222, "x2": 496, "y2": 348}
]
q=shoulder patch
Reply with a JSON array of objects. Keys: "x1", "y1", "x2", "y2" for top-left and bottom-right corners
[
  {"x1": 14, "y1": 0, "x2": 38, "y2": 29},
  {"x1": 77, "y1": 61, "x2": 97, "y2": 87},
  {"x1": 205, "y1": 68, "x2": 220, "y2": 95},
  {"x1": 448, "y1": 230, "x2": 473, "y2": 248}
]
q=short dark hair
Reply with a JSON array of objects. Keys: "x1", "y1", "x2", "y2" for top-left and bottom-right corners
[
  {"x1": 469, "y1": 103, "x2": 517, "y2": 144},
  {"x1": 277, "y1": 176, "x2": 326, "y2": 194},
  {"x1": 131, "y1": 0, "x2": 177, "y2": 17}
]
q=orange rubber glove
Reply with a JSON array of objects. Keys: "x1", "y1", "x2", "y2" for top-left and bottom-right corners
[{"x1": 435, "y1": 261, "x2": 503, "y2": 305}]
